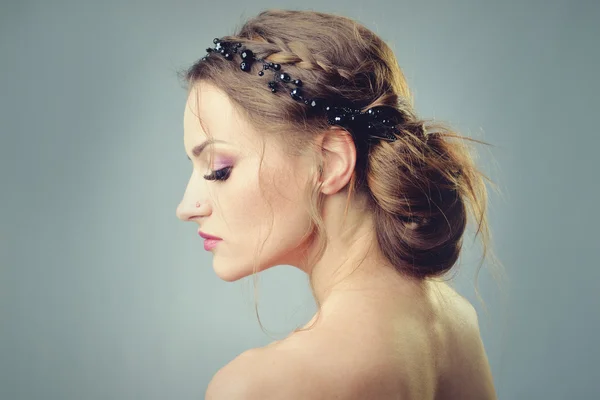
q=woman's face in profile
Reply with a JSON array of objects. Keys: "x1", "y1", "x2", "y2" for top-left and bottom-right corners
[{"x1": 176, "y1": 81, "x2": 315, "y2": 281}]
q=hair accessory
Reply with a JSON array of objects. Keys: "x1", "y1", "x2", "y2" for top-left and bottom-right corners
[{"x1": 202, "y1": 38, "x2": 402, "y2": 143}]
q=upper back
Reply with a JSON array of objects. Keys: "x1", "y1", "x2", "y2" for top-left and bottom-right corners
[{"x1": 259, "y1": 279, "x2": 497, "y2": 400}]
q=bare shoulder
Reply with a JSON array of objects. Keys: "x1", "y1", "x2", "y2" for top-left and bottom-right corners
[
  {"x1": 205, "y1": 344, "x2": 350, "y2": 400},
  {"x1": 206, "y1": 322, "x2": 435, "y2": 400},
  {"x1": 206, "y1": 280, "x2": 496, "y2": 399},
  {"x1": 427, "y1": 280, "x2": 497, "y2": 399}
]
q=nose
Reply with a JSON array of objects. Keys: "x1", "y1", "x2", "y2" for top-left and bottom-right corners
[
  {"x1": 176, "y1": 199, "x2": 210, "y2": 222},
  {"x1": 175, "y1": 175, "x2": 211, "y2": 222}
]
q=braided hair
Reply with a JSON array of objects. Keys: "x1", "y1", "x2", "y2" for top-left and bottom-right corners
[{"x1": 179, "y1": 9, "x2": 496, "y2": 285}]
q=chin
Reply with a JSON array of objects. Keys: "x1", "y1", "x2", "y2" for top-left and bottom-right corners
[{"x1": 212, "y1": 261, "x2": 256, "y2": 282}]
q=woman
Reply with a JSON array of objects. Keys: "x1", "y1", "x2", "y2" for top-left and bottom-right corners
[{"x1": 176, "y1": 9, "x2": 497, "y2": 400}]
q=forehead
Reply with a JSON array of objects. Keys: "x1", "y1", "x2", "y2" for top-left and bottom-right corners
[{"x1": 183, "y1": 82, "x2": 248, "y2": 143}]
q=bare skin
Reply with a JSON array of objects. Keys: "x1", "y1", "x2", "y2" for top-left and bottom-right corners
[
  {"x1": 178, "y1": 84, "x2": 496, "y2": 399},
  {"x1": 207, "y1": 275, "x2": 496, "y2": 400}
]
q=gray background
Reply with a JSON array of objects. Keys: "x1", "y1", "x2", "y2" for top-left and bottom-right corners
[{"x1": 1, "y1": 0, "x2": 598, "y2": 399}]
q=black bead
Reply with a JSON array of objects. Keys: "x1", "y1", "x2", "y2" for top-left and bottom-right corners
[
  {"x1": 240, "y1": 61, "x2": 251, "y2": 72},
  {"x1": 213, "y1": 38, "x2": 219, "y2": 44},
  {"x1": 201, "y1": 56, "x2": 207, "y2": 61},
  {"x1": 264, "y1": 64, "x2": 270, "y2": 70},
  {"x1": 236, "y1": 43, "x2": 242, "y2": 47},
  {"x1": 290, "y1": 88, "x2": 303, "y2": 100},
  {"x1": 241, "y1": 50, "x2": 253, "y2": 60},
  {"x1": 304, "y1": 100, "x2": 310, "y2": 105},
  {"x1": 215, "y1": 42, "x2": 223, "y2": 51},
  {"x1": 206, "y1": 48, "x2": 213, "y2": 52},
  {"x1": 258, "y1": 71, "x2": 264, "y2": 76},
  {"x1": 224, "y1": 53, "x2": 232, "y2": 60},
  {"x1": 268, "y1": 81, "x2": 277, "y2": 88},
  {"x1": 271, "y1": 88, "x2": 277, "y2": 93},
  {"x1": 293, "y1": 79, "x2": 302, "y2": 86},
  {"x1": 272, "y1": 64, "x2": 281, "y2": 71},
  {"x1": 279, "y1": 73, "x2": 291, "y2": 82}
]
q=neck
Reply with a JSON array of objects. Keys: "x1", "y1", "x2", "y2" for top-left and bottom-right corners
[{"x1": 294, "y1": 190, "x2": 423, "y2": 306}]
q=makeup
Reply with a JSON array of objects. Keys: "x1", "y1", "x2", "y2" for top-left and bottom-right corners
[{"x1": 203, "y1": 239, "x2": 220, "y2": 251}]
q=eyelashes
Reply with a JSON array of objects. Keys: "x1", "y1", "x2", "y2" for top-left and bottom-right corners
[{"x1": 203, "y1": 166, "x2": 232, "y2": 182}]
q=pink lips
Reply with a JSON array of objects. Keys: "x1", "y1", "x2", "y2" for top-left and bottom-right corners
[
  {"x1": 198, "y1": 231, "x2": 221, "y2": 240},
  {"x1": 198, "y1": 231, "x2": 221, "y2": 251},
  {"x1": 203, "y1": 239, "x2": 220, "y2": 251}
]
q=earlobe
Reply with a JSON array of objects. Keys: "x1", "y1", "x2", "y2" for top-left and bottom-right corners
[{"x1": 318, "y1": 127, "x2": 357, "y2": 195}]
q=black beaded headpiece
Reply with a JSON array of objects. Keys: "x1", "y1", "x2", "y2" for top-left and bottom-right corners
[{"x1": 202, "y1": 38, "x2": 403, "y2": 143}]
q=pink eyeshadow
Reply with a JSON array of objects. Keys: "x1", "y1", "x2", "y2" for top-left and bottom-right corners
[{"x1": 212, "y1": 156, "x2": 233, "y2": 169}]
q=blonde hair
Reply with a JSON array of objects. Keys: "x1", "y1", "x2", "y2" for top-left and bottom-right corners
[{"x1": 178, "y1": 9, "x2": 505, "y2": 335}]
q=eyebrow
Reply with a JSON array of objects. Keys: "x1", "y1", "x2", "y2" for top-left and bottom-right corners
[{"x1": 186, "y1": 139, "x2": 228, "y2": 161}]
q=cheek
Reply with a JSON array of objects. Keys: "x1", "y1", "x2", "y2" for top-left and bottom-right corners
[
  {"x1": 218, "y1": 167, "x2": 267, "y2": 226},
  {"x1": 218, "y1": 154, "x2": 310, "y2": 241}
]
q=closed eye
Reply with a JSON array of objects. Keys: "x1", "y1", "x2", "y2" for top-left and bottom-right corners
[{"x1": 203, "y1": 166, "x2": 232, "y2": 182}]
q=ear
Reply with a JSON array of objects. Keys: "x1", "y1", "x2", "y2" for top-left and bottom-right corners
[{"x1": 316, "y1": 127, "x2": 357, "y2": 195}]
